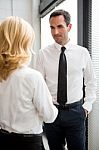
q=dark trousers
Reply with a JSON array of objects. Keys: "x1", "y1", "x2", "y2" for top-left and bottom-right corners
[
  {"x1": 44, "y1": 104, "x2": 86, "y2": 150},
  {"x1": 0, "y1": 130, "x2": 43, "y2": 150}
]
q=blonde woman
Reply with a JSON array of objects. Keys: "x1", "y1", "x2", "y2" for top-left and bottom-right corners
[{"x1": 0, "y1": 16, "x2": 58, "y2": 150}]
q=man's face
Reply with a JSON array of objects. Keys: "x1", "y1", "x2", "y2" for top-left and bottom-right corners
[{"x1": 49, "y1": 15, "x2": 71, "y2": 45}]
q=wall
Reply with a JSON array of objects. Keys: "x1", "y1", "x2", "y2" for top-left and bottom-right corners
[{"x1": 0, "y1": 0, "x2": 41, "y2": 67}]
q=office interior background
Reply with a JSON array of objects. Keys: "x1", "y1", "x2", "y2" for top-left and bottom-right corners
[{"x1": 0, "y1": 0, "x2": 99, "y2": 150}]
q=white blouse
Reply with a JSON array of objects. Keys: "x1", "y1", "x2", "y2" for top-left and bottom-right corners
[{"x1": 0, "y1": 65, "x2": 58, "y2": 134}]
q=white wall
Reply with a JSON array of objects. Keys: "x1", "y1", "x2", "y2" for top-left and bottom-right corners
[
  {"x1": 0, "y1": 0, "x2": 32, "y2": 22},
  {"x1": 0, "y1": 0, "x2": 41, "y2": 67}
]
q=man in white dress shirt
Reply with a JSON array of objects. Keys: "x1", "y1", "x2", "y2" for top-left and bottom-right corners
[{"x1": 36, "y1": 9, "x2": 96, "y2": 150}]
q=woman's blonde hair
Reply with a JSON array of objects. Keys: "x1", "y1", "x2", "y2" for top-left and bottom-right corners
[{"x1": 0, "y1": 16, "x2": 35, "y2": 82}]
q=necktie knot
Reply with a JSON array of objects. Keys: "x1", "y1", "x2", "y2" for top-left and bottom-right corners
[{"x1": 61, "y1": 47, "x2": 66, "y2": 53}]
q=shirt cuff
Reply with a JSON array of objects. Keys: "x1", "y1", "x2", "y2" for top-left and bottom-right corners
[{"x1": 82, "y1": 101, "x2": 92, "y2": 114}]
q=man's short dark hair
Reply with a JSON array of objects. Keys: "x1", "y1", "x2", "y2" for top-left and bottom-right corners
[{"x1": 49, "y1": 9, "x2": 71, "y2": 26}]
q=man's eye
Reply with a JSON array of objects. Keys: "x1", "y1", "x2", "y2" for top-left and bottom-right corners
[
  {"x1": 50, "y1": 26, "x2": 54, "y2": 29},
  {"x1": 58, "y1": 25, "x2": 64, "y2": 28}
]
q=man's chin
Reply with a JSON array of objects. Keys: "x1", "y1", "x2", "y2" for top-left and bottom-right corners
[{"x1": 55, "y1": 40, "x2": 62, "y2": 45}]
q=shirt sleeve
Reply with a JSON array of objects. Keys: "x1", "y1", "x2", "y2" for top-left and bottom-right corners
[
  {"x1": 36, "y1": 50, "x2": 45, "y2": 79},
  {"x1": 82, "y1": 49, "x2": 97, "y2": 113},
  {"x1": 33, "y1": 72, "x2": 58, "y2": 123}
]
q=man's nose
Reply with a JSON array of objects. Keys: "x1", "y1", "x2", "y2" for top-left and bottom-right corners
[{"x1": 54, "y1": 28, "x2": 59, "y2": 34}]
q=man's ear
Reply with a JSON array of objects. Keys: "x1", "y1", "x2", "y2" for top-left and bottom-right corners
[{"x1": 68, "y1": 24, "x2": 72, "y2": 31}]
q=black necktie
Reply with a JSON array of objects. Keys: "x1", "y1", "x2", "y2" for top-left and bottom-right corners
[{"x1": 57, "y1": 47, "x2": 67, "y2": 105}]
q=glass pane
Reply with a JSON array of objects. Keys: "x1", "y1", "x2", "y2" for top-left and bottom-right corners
[{"x1": 41, "y1": 1, "x2": 77, "y2": 149}]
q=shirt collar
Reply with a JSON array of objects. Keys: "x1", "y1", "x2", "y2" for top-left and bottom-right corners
[{"x1": 54, "y1": 40, "x2": 72, "y2": 52}]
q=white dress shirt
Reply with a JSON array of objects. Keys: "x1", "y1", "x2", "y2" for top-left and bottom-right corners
[
  {"x1": 36, "y1": 41, "x2": 96, "y2": 113},
  {"x1": 0, "y1": 65, "x2": 58, "y2": 134}
]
